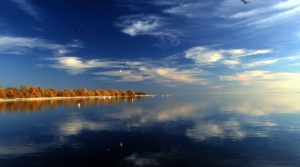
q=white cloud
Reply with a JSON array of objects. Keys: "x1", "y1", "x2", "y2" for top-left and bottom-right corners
[
  {"x1": 227, "y1": 49, "x2": 273, "y2": 58},
  {"x1": 244, "y1": 59, "x2": 279, "y2": 68},
  {"x1": 251, "y1": 6, "x2": 300, "y2": 27},
  {"x1": 185, "y1": 47, "x2": 223, "y2": 64},
  {"x1": 184, "y1": 46, "x2": 272, "y2": 67},
  {"x1": 96, "y1": 70, "x2": 146, "y2": 82},
  {"x1": 273, "y1": 0, "x2": 300, "y2": 10},
  {"x1": 96, "y1": 67, "x2": 208, "y2": 84},
  {"x1": 48, "y1": 57, "x2": 122, "y2": 75},
  {"x1": 292, "y1": 62, "x2": 300, "y2": 66},
  {"x1": 241, "y1": 56, "x2": 300, "y2": 68},
  {"x1": 138, "y1": 66, "x2": 208, "y2": 84},
  {"x1": 163, "y1": 2, "x2": 208, "y2": 18},
  {"x1": 45, "y1": 43, "x2": 300, "y2": 88},
  {"x1": 10, "y1": 0, "x2": 41, "y2": 20},
  {"x1": 152, "y1": 67, "x2": 206, "y2": 84},
  {"x1": 0, "y1": 36, "x2": 82, "y2": 55},
  {"x1": 220, "y1": 70, "x2": 300, "y2": 91},
  {"x1": 230, "y1": 0, "x2": 300, "y2": 27},
  {"x1": 115, "y1": 14, "x2": 179, "y2": 44},
  {"x1": 286, "y1": 56, "x2": 300, "y2": 61},
  {"x1": 119, "y1": 15, "x2": 160, "y2": 36},
  {"x1": 49, "y1": 56, "x2": 208, "y2": 85},
  {"x1": 231, "y1": 8, "x2": 271, "y2": 19},
  {"x1": 184, "y1": 46, "x2": 300, "y2": 69},
  {"x1": 222, "y1": 59, "x2": 240, "y2": 66},
  {"x1": 231, "y1": 0, "x2": 300, "y2": 19}
]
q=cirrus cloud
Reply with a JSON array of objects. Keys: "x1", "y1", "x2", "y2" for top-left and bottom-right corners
[
  {"x1": 115, "y1": 14, "x2": 180, "y2": 44},
  {"x1": 9, "y1": 0, "x2": 41, "y2": 20},
  {"x1": 184, "y1": 46, "x2": 273, "y2": 67},
  {"x1": 0, "y1": 35, "x2": 82, "y2": 56}
]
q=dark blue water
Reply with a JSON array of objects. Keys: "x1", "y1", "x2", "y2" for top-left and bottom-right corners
[{"x1": 1, "y1": 94, "x2": 300, "y2": 167}]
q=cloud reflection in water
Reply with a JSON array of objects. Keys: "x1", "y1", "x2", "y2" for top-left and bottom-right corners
[{"x1": 1, "y1": 94, "x2": 300, "y2": 157}]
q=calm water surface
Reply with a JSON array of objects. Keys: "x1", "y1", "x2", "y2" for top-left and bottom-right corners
[{"x1": 1, "y1": 94, "x2": 300, "y2": 167}]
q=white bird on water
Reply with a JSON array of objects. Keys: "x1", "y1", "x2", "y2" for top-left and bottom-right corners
[{"x1": 78, "y1": 103, "x2": 81, "y2": 108}]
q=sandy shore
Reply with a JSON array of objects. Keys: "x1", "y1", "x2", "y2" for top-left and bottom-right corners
[{"x1": 0, "y1": 95, "x2": 154, "y2": 102}]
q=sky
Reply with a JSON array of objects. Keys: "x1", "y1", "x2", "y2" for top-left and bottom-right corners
[{"x1": 1, "y1": 0, "x2": 300, "y2": 93}]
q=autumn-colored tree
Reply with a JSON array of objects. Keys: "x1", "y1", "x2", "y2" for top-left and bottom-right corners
[
  {"x1": 5, "y1": 88, "x2": 19, "y2": 98},
  {"x1": 126, "y1": 90, "x2": 135, "y2": 97},
  {"x1": 49, "y1": 88, "x2": 58, "y2": 97},
  {"x1": 94, "y1": 89, "x2": 102, "y2": 96},
  {"x1": 0, "y1": 87, "x2": 6, "y2": 98},
  {"x1": 0, "y1": 86, "x2": 146, "y2": 99},
  {"x1": 60, "y1": 89, "x2": 76, "y2": 97},
  {"x1": 20, "y1": 85, "x2": 30, "y2": 98},
  {"x1": 44, "y1": 89, "x2": 55, "y2": 97},
  {"x1": 76, "y1": 88, "x2": 89, "y2": 96},
  {"x1": 68, "y1": 89, "x2": 76, "y2": 97},
  {"x1": 28, "y1": 86, "x2": 42, "y2": 98},
  {"x1": 136, "y1": 91, "x2": 146, "y2": 95}
]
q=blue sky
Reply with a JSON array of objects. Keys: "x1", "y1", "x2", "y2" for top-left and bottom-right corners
[{"x1": 1, "y1": 0, "x2": 300, "y2": 93}]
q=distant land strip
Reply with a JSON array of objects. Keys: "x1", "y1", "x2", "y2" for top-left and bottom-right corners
[{"x1": 0, "y1": 86, "x2": 147, "y2": 102}]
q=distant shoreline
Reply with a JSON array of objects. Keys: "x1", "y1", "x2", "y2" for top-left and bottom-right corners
[{"x1": 0, "y1": 95, "x2": 154, "y2": 102}]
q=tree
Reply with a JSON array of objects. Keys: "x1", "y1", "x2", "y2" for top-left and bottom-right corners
[
  {"x1": 20, "y1": 85, "x2": 30, "y2": 98},
  {"x1": 126, "y1": 90, "x2": 135, "y2": 97},
  {"x1": 0, "y1": 86, "x2": 146, "y2": 99},
  {"x1": 5, "y1": 88, "x2": 19, "y2": 98},
  {"x1": 0, "y1": 87, "x2": 6, "y2": 98},
  {"x1": 44, "y1": 89, "x2": 55, "y2": 97}
]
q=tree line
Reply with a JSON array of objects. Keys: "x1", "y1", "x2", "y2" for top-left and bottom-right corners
[{"x1": 0, "y1": 86, "x2": 146, "y2": 99}]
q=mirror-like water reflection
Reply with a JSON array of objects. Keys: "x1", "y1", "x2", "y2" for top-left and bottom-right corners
[
  {"x1": 1, "y1": 94, "x2": 300, "y2": 167},
  {"x1": 0, "y1": 97, "x2": 144, "y2": 112}
]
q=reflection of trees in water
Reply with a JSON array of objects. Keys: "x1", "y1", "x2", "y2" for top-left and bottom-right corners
[{"x1": 0, "y1": 97, "x2": 145, "y2": 113}]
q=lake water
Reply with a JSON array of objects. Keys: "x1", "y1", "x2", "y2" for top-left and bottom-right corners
[{"x1": 1, "y1": 94, "x2": 300, "y2": 167}]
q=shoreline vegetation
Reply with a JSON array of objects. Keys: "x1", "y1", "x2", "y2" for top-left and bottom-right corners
[{"x1": 0, "y1": 86, "x2": 148, "y2": 102}]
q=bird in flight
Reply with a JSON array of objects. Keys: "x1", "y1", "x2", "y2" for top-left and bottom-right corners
[{"x1": 241, "y1": 0, "x2": 250, "y2": 4}]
